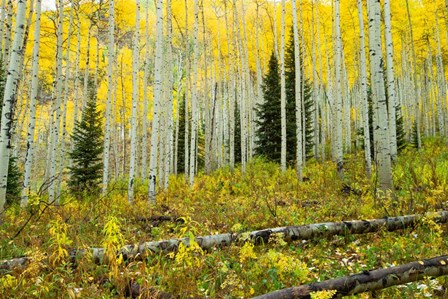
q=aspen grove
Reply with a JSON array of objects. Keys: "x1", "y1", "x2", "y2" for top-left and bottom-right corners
[{"x1": 0, "y1": 0, "x2": 448, "y2": 298}]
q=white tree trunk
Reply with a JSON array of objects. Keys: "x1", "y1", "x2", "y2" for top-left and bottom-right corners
[
  {"x1": 21, "y1": 0, "x2": 42, "y2": 207},
  {"x1": 189, "y1": 0, "x2": 199, "y2": 186},
  {"x1": 102, "y1": 0, "x2": 115, "y2": 196},
  {"x1": 435, "y1": 13, "x2": 446, "y2": 137},
  {"x1": 0, "y1": 0, "x2": 27, "y2": 212},
  {"x1": 384, "y1": 0, "x2": 398, "y2": 161},
  {"x1": 357, "y1": 0, "x2": 372, "y2": 177},
  {"x1": 0, "y1": 0, "x2": 6, "y2": 55},
  {"x1": 367, "y1": 0, "x2": 393, "y2": 191},
  {"x1": 48, "y1": 0, "x2": 65, "y2": 204},
  {"x1": 280, "y1": 0, "x2": 286, "y2": 171},
  {"x1": 292, "y1": 0, "x2": 303, "y2": 180},
  {"x1": 128, "y1": 0, "x2": 140, "y2": 203},
  {"x1": 148, "y1": 0, "x2": 163, "y2": 203},
  {"x1": 334, "y1": 0, "x2": 344, "y2": 177}
]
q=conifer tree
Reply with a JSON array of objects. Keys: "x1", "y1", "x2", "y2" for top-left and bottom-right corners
[
  {"x1": 255, "y1": 52, "x2": 282, "y2": 163},
  {"x1": 176, "y1": 95, "x2": 190, "y2": 173},
  {"x1": 68, "y1": 86, "x2": 103, "y2": 197}
]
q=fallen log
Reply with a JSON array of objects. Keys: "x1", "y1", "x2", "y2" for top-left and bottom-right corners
[
  {"x1": 2, "y1": 211, "x2": 447, "y2": 272},
  {"x1": 251, "y1": 254, "x2": 448, "y2": 299}
]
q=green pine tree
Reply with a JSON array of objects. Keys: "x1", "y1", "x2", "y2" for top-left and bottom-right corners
[
  {"x1": 255, "y1": 52, "x2": 282, "y2": 163},
  {"x1": 285, "y1": 30, "x2": 314, "y2": 162},
  {"x1": 68, "y1": 86, "x2": 103, "y2": 197},
  {"x1": 176, "y1": 95, "x2": 190, "y2": 173},
  {"x1": 234, "y1": 103, "x2": 242, "y2": 164}
]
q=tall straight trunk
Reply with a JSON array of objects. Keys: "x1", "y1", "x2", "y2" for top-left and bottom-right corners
[
  {"x1": 0, "y1": 0, "x2": 27, "y2": 212},
  {"x1": 148, "y1": 0, "x2": 163, "y2": 203},
  {"x1": 356, "y1": 0, "x2": 372, "y2": 177},
  {"x1": 102, "y1": 0, "x2": 115, "y2": 196},
  {"x1": 0, "y1": 0, "x2": 6, "y2": 55},
  {"x1": 405, "y1": 0, "x2": 421, "y2": 148},
  {"x1": 21, "y1": 0, "x2": 42, "y2": 207},
  {"x1": 367, "y1": 0, "x2": 393, "y2": 191},
  {"x1": 292, "y1": 0, "x2": 303, "y2": 180},
  {"x1": 72, "y1": 13, "x2": 82, "y2": 130},
  {"x1": 82, "y1": 25, "x2": 92, "y2": 112},
  {"x1": 384, "y1": 0, "x2": 397, "y2": 161},
  {"x1": 141, "y1": 4, "x2": 150, "y2": 179},
  {"x1": 48, "y1": 0, "x2": 64, "y2": 204},
  {"x1": 164, "y1": 0, "x2": 173, "y2": 189},
  {"x1": 334, "y1": 0, "x2": 344, "y2": 177},
  {"x1": 189, "y1": 0, "x2": 199, "y2": 186},
  {"x1": 280, "y1": 0, "x2": 286, "y2": 171},
  {"x1": 3, "y1": 0, "x2": 12, "y2": 66},
  {"x1": 56, "y1": 2, "x2": 75, "y2": 200},
  {"x1": 128, "y1": 0, "x2": 140, "y2": 203},
  {"x1": 435, "y1": 13, "x2": 446, "y2": 137}
]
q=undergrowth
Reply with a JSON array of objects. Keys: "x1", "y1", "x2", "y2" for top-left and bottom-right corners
[{"x1": 0, "y1": 138, "x2": 447, "y2": 298}]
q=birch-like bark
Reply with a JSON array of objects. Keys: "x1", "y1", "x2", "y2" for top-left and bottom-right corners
[
  {"x1": 102, "y1": 0, "x2": 115, "y2": 196},
  {"x1": 140, "y1": 4, "x2": 149, "y2": 179},
  {"x1": 183, "y1": 0, "x2": 190, "y2": 180},
  {"x1": 435, "y1": 13, "x2": 446, "y2": 137},
  {"x1": 292, "y1": 0, "x2": 303, "y2": 180},
  {"x1": 280, "y1": 0, "x2": 286, "y2": 171},
  {"x1": 2, "y1": 0, "x2": 12, "y2": 65},
  {"x1": 384, "y1": 0, "x2": 397, "y2": 161},
  {"x1": 357, "y1": 0, "x2": 372, "y2": 177},
  {"x1": 334, "y1": 0, "x2": 344, "y2": 177},
  {"x1": 148, "y1": 0, "x2": 163, "y2": 203},
  {"x1": 128, "y1": 0, "x2": 140, "y2": 203},
  {"x1": 56, "y1": 2, "x2": 75, "y2": 200},
  {"x1": 164, "y1": 0, "x2": 174, "y2": 189},
  {"x1": 367, "y1": 0, "x2": 393, "y2": 191},
  {"x1": 21, "y1": 0, "x2": 42, "y2": 207},
  {"x1": 0, "y1": 0, "x2": 27, "y2": 212},
  {"x1": 48, "y1": 0, "x2": 65, "y2": 204},
  {"x1": 189, "y1": 0, "x2": 199, "y2": 186},
  {"x1": 0, "y1": 0, "x2": 6, "y2": 55}
]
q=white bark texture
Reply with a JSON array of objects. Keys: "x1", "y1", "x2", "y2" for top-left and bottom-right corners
[
  {"x1": 292, "y1": 0, "x2": 303, "y2": 180},
  {"x1": 128, "y1": 0, "x2": 140, "y2": 203},
  {"x1": 334, "y1": 0, "x2": 344, "y2": 177},
  {"x1": 0, "y1": 0, "x2": 27, "y2": 212},
  {"x1": 102, "y1": 0, "x2": 115, "y2": 196},
  {"x1": 357, "y1": 0, "x2": 372, "y2": 177},
  {"x1": 280, "y1": 0, "x2": 286, "y2": 172},
  {"x1": 21, "y1": 0, "x2": 42, "y2": 207},
  {"x1": 367, "y1": 0, "x2": 393, "y2": 191},
  {"x1": 384, "y1": 0, "x2": 398, "y2": 161},
  {"x1": 148, "y1": 0, "x2": 163, "y2": 203}
]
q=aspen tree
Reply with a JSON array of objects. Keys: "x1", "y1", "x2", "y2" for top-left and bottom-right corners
[
  {"x1": 164, "y1": 0, "x2": 174, "y2": 189},
  {"x1": 367, "y1": 0, "x2": 393, "y2": 191},
  {"x1": 102, "y1": 0, "x2": 114, "y2": 196},
  {"x1": 189, "y1": 0, "x2": 199, "y2": 186},
  {"x1": 56, "y1": 1, "x2": 75, "y2": 200},
  {"x1": 280, "y1": 0, "x2": 286, "y2": 172},
  {"x1": 148, "y1": 0, "x2": 163, "y2": 203},
  {"x1": 292, "y1": 0, "x2": 303, "y2": 180},
  {"x1": 184, "y1": 0, "x2": 190, "y2": 181},
  {"x1": 356, "y1": 0, "x2": 372, "y2": 177},
  {"x1": 435, "y1": 13, "x2": 446, "y2": 137},
  {"x1": 48, "y1": 0, "x2": 65, "y2": 204},
  {"x1": 21, "y1": 0, "x2": 42, "y2": 207},
  {"x1": 384, "y1": 0, "x2": 398, "y2": 161},
  {"x1": 128, "y1": 0, "x2": 140, "y2": 203},
  {"x1": 141, "y1": 4, "x2": 149, "y2": 179},
  {"x1": 0, "y1": 0, "x2": 27, "y2": 212},
  {"x1": 334, "y1": 0, "x2": 344, "y2": 177},
  {"x1": 0, "y1": 0, "x2": 6, "y2": 55},
  {"x1": 224, "y1": 0, "x2": 234, "y2": 169},
  {"x1": 72, "y1": 10, "x2": 82, "y2": 128},
  {"x1": 3, "y1": 0, "x2": 12, "y2": 65},
  {"x1": 405, "y1": 0, "x2": 421, "y2": 148}
]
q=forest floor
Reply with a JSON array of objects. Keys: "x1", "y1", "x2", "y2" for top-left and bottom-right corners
[{"x1": 1, "y1": 138, "x2": 448, "y2": 298}]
